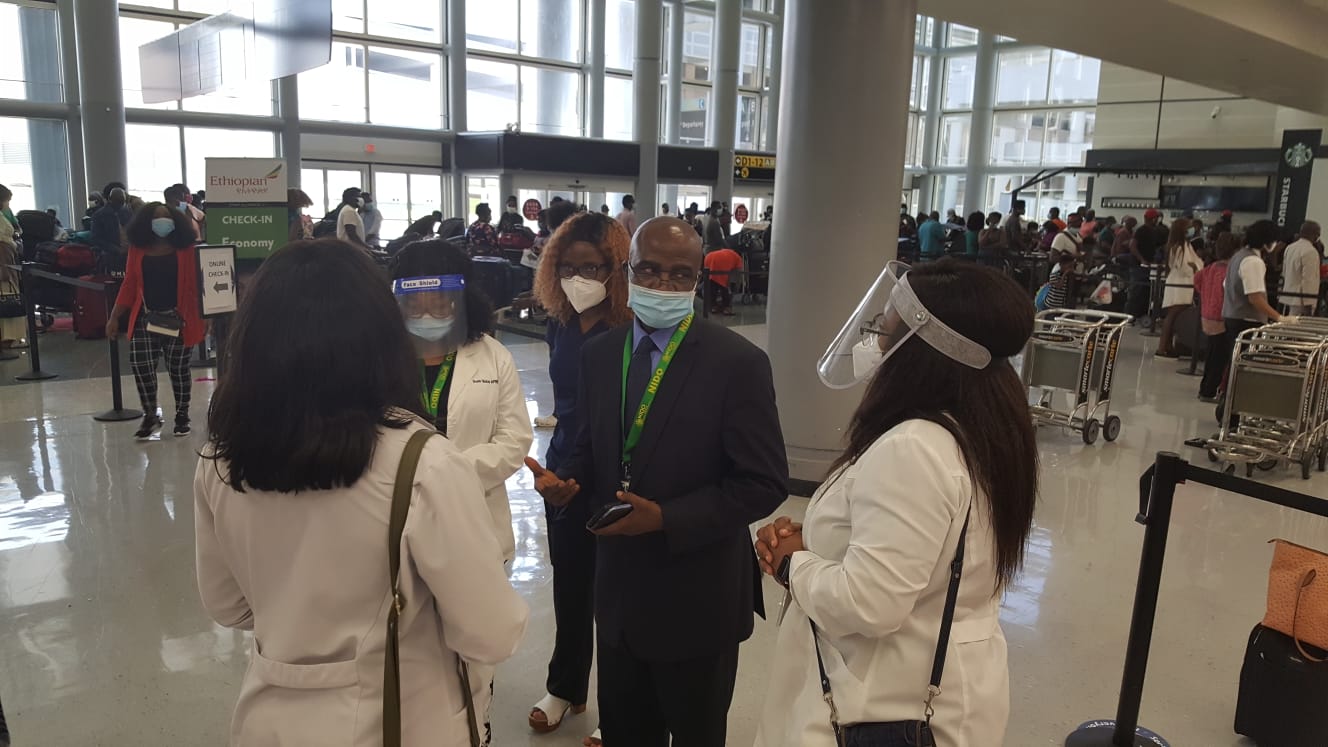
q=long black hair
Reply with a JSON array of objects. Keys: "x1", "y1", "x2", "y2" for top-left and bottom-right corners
[
  {"x1": 204, "y1": 239, "x2": 424, "y2": 493},
  {"x1": 125, "y1": 202, "x2": 194, "y2": 249},
  {"x1": 391, "y1": 239, "x2": 493, "y2": 341},
  {"x1": 831, "y1": 260, "x2": 1038, "y2": 590}
]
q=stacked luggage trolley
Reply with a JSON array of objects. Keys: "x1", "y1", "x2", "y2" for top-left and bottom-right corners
[
  {"x1": 1021, "y1": 309, "x2": 1133, "y2": 445},
  {"x1": 1206, "y1": 317, "x2": 1328, "y2": 479}
]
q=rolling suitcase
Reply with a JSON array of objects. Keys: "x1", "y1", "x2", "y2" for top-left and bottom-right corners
[
  {"x1": 1234, "y1": 623, "x2": 1328, "y2": 746},
  {"x1": 74, "y1": 276, "x2": 114, "y2": 340}
]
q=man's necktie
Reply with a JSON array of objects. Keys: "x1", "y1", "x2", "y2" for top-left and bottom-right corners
[{"x1": 624, "y1": 335, "x2": 657, "y2": 435}]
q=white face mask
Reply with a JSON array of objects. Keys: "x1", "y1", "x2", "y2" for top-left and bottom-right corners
[
  {"x1": 851, "y1": 339, "x2": 885, "y2": 380},
  {"x1": 561, "y1": 276, "x2": 608, "y2": 314}
]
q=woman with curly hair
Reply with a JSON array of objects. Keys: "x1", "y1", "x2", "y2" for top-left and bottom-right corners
[{"x1": 525, "y1": 212, "x2": 632, "y2": 741}]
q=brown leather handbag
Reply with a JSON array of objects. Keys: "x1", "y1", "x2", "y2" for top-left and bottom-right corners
[
  {"x1": 384, "y1": 429, "x2": 482, "y2": 747},
  {"x1": 1262, "y1": 539, "x2": 1328, "y2": 662}
]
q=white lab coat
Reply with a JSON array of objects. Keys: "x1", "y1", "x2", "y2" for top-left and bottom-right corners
[
  {"x1": 754, "y1": 420, "x2": 1009, "y2": 747},
  {"x1": 195, "y1": 419, "x2": 529, "y2": 747},
  {"x1": 443, "y1": 334, "x2": 534, "y2": 564},
  {"x1": 1282, "y1": 238, "x2": 1322, "y2": 313},
  {"x1": 1162, "y1": 241, "x2": 1202, "y2": 307}
]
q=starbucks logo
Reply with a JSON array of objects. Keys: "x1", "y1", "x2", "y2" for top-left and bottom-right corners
[{"x1": 1286, "y1": 142, "x2": 1314, "y2": 168}]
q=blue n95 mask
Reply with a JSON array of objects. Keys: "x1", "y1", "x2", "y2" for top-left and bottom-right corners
[{"x1": 151, "y1": 218, "x2": 175, "y2": 238}]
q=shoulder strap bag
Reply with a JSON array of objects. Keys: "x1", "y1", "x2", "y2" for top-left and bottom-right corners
[
  {"x1": 384, "y1": 429, "x2": 482, "y2": 747},
  {"x1": 810, "y1": 506, "x2": 971, "y2": 747}
]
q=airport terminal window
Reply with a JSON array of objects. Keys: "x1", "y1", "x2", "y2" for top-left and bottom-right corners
[
  {"x1": 937, "y1": 114, "x2": 971, "y2": 167},
  {"x1": 995, "y1": 48, "x2": 1052, "y2": 107},
  {"x1": 914, "y1": 15, "x2": 935, "y2": 47},
  {"x1": 0, "y1": 3, "x2": 63, "y2": 103},
  {"x1": 297, "y1": 41, "x2": 369, "y2": 123},
  {"x1": 125, "y1": 123, "x2": 183, "y2": 198},
  {"x1": 1049, "y1": 50, "x2": 1101, "y2": 105},
  {"x1": 301, "y1": 169, "x2": 327, "y2": 216},
  {"x1": 183, "y1": 127, "x2": 275, "y2": 190},
  {"x1": 0, "y1": 116, "x2": 71, "y2": 220},
  {"x1": 905, "y1": 114, "x2": 925, "y2": 168},
  {"x1": 366, "y1": 1, "x2": 442, "y2": 44},
  {"x1": 763, "y1": 27, "x2": 773, "y2": 89},
  {"x1": 368, "y1": 46, "x2": 444, "y2": 129},
  {"x1": 467, "y1": 0, "x2": 520, "y2": 54},
  {"x1": 909, "y1": 55, "x2": 931, "y2": 109},
  {"x1": 605, "y1": 0, "x2": 636, "y2": 71},
  {"x1": 1041, "y1": 109, "x2": 1095, "y2": 165},
  {"x1": 467, "y1": 59, "x2": 519, "y2": 131},
  {"x1": 942, "y1": 55, "x2": 976, "y2": 110},
  {"x1": 736, "y1": 94, "x2": 759, "y2": 150},
  {"x1": 934, "y1": 175, "x2": 966, "y2": 215},
  {"x1": 945, "y1": 24, "x2": 979, "y2": 48},
  {"x1": 683, "y1": 12, "x2": 713, "y2": 82},
  {"x1": 520, "y1": 65, "x2": 582, "y2": 135},
  {"x1": 739, "y1": 23, "x2": 762, "y2": 88},
  {"x1": 520, "y1": 0, "x2": 584, "y2": 63},
  {"x1": 120, "y1": 16, "x2": 180, "y2": 110},
  {"x1": 604, "y1": 75, "x2": 634, "y2": 141},
  {"x1": 990, "y1": 110, "x2": 1042, "y2": 166},
  {"x1": 333, "y1": 0, "x2": 367, "y2": 35}
]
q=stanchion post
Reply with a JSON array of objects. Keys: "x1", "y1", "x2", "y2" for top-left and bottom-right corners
[
  {"x1": 1064, "y1": 451, "x2": 1184, "y2": 747},
  {"x1": 94, "y1": 280, "x2": 142, "y2": 422},
  {"x1": 15, "y1": 265, "x2": 57, "y2": 381}
]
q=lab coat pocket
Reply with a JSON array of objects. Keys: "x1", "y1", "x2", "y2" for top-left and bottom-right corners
[{"x1": 235, "y1": 649, "x2": 362, "y2": 747}]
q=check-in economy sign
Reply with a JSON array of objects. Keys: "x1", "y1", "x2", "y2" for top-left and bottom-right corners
[{"x1": 206, "y1": 158, "x2": 289, "y2": 261}]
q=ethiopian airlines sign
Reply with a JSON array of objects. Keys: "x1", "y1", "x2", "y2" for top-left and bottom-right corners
[{"x1": 205, "y1": 158, "x2": 288, "y2": 203}]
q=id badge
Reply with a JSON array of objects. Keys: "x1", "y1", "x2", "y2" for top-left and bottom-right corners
[{"x1": 619, "y1": 461, "x2": 631, "y2": 493}]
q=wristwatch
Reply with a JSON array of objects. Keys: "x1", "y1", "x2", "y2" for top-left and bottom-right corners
[{"x1": 775, "y1": 554, "x2": 793, "y2": 589}]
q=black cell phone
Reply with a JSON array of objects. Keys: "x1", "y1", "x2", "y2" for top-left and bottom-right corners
[{"x1": 585, "y1": 503, "x2": 633, "y2": 531}]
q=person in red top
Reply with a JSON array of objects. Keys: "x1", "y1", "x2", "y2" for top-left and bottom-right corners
[
  {"x1": 1194, "y1": 232, "x2": 1236, "y2": 402},
  {"x1": 107, "y1": 202, "x2": 205, "y2": 440},
  {"x1": 703, "y1": 247, "x2": 744, "y2": 316}
]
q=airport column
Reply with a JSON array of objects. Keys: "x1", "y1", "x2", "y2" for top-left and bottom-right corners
[
  {"x1": 588, "y1": 0, "x2": 606, "y2": 139},
  {"x1": 710, "y1": 0, "x2": 740, "y2": 205},
  {"x1": 963, "y1": 30, "x2": 997, "y2": 216},
  {"x1": 278, "y1": 76, "x2": 301, "y2": 187},
  {"x1": 767, "y1": 0, "x2": 916, "y2": 484},
  {"x1": 662, "y1": 0, "x2": 684, "y2": 213},
  {"x1": 72, "y1": 0, "x2": 127, "y2": 195},
  {"x1": 764, "y1": 0, "x2": 784, "y2": 150},
  {"x1": 634, "y1": 0, "x2": 662, "y2": 209},
  {"x1": 448, "y1": 0, "x2": 468, "y2": 219}
]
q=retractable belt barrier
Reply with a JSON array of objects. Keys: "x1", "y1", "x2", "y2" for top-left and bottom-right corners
[
  {"x1": 5, "y1": 263, "x2": 143, "y2": 422},
  {"x1": 1064, "y1": 451, "x2": 1328, "y2": 747}
]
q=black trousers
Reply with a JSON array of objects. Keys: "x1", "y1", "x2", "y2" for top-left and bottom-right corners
[
  {"x1": 129, "y1": 316, "x2": 193, "y2": 422},
  {"x1": 597, "y1": 638, "x2": 739, "y2": 747},
  {"x1": 707, "y1": 279, "x2": 732, "y2": 311},
  {"x1": 544, "y1": 509, "x2": 597, "y2": 705},
  {"x1": 1200, "y1": 318, "x2": 1260, "y2": 399}
]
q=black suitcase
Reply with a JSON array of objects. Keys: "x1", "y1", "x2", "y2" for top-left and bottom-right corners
[
  {"x1": 1234, "y1": 623, "x2": 1328, "y2": 746},
  {"x1": 471, "y1": 255, "x2": 515, "y2": 309}
]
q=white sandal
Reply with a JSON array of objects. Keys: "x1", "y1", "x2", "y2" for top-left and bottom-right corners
[{"x1": 529, "y1": 693, "x2": 585, "y2": 734}]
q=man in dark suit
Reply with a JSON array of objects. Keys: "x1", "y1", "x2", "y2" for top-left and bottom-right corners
[{"x1": 526, "y1": 216, "x2": 789, "y2": 747}]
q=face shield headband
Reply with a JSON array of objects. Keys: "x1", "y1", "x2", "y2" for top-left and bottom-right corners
[{"x1": 818, "y1": 261, "x2": 993, "y2": 389}]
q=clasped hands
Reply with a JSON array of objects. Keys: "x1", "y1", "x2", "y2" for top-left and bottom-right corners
[
  {"x1": 754, "y1": 516, "x2": 804, "y2": 583},
  {"x1": 524, "y1": 457, "x2": 663, "y2": 536}
]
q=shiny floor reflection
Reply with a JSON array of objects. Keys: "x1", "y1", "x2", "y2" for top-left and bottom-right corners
[{"x1": 1, "y1": 327, "x2": 1326, "y2": 746}]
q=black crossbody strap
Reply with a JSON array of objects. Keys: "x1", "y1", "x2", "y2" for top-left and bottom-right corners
[{"x1": 810, "y1": 499, "x2": 972, "y2": 732}]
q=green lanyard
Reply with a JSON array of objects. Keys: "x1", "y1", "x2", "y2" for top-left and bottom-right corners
[
  {"x1": 620, "y1": 314, "x2": 694, "y2": 470},
  {"x1": 420, "y1": 352, "x2": 457, "y2": 420}
]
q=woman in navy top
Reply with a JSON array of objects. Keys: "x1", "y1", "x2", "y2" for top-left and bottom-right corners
[{"x1": 527, "y1": 212, "x2": 633, "y2": 741}]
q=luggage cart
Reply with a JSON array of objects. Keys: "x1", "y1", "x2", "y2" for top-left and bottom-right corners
[
  {"x1": 1022, "y1": 309, "x2": 1134, "y2": 444},
  {"x1": 1206, "y1": 322, "x2": 1328, "y2": 479}
]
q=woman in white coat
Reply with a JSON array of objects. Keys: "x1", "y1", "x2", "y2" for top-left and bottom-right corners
[
  {"x1": 392, "y1": 239, "x2": 534, "y2": 565},
  {"x1": 195, "y1": 239, "x2": 528, "y2": 746},
  {"x1": 754, "y1": 260, "x2": 1039, "y2": 747},
  {"x1": 1156, "y1": 218, "x2": 1203, "y2": 358}
]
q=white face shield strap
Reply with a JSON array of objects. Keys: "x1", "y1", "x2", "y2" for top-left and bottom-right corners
[{"x1": 818, "y1": 261, "x2": 992, "y2": 389}]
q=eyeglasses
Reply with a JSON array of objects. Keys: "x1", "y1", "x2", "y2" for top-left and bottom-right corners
[
  {"x1": 630, "y1": 263, "x2": 698, "y2": 291},
  {"x1": 556, "y1": 263, "x2": 611, "y2": 280},
  {"x1": 859, "y1": 313, "x2": 888, "y2": 344},
  {"x1": 400, "y1": 296, "x2": 456, "y2": 319}
]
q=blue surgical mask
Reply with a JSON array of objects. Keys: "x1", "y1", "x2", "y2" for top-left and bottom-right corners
[
  {"x1": 178, "y1": 201, "x2": 188, "y2": 211},
  {"x1": 151, "y1": 218, "x2": 175, "y2": 238},
  {"x1": 405, "y1": 315, "x2": 454, "y2": 341},
  {"x1": 628, "y1": 284, "x2": 696, "y2": 329}
]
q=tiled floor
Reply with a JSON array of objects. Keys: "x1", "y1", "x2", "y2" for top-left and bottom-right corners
[{"x1": 1, "y1": 323, "x2": 1325, "y2": 746}]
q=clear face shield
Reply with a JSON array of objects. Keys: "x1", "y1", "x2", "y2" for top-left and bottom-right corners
[
  {"x1": 393, "y1": 275, "x2": 469, "y2": 359},
  {"x1": 817, "y1": 261, "x2": 992, "y2": 389}
]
